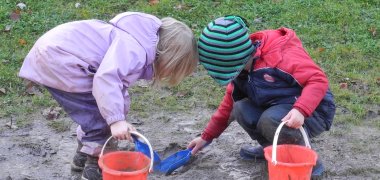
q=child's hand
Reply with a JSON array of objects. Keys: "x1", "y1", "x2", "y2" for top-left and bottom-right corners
[
  {"x1": 187, "y1": 137, "x2": 209, "y2": 155},
  {"x1": 281, "y1": 108, "x2": 305, "y2": 129},
  {"x1": 110, "y1": 121, "x2": 136, "y2": 141}
]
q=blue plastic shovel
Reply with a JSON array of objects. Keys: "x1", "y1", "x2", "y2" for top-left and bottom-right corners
[
  {"x1": 133, "y1": 136, "x2": 210, "y2": 175},
  {"x1": 155, "y1": 147, "x2": 193, "y2": 175},
  {"x1": 132, "y1": 135, "x2": 161, "y2": 164},
  {"x1": 156, "y1": 142, "x2": 211, "y2": 175}
]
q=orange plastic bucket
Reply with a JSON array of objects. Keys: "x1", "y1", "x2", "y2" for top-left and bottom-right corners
[
  {"x1": 264, "y1": 121, "x2": 317, "y2": 180},
  {"x1": 98, "y1": 132, "x2": 154, "y2": 180}
]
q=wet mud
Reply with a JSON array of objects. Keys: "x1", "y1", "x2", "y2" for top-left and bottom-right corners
[{"x1": 1, "y1": 106, "x2": 379, "y2": 179}]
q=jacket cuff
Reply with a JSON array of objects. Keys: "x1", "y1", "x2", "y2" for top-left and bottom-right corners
[
  {"x1": 201, "y1": 132, "x2": 215, "y2": 142},
  {"x1": 293, "y1": 106, "x2": 308, "y2": 117},
  {"x1": 106, "y1": 114, "x2": 125, "y2": 125}
]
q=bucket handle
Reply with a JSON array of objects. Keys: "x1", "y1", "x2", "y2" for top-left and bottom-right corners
[
  {"x1": 272, "y1": 121, "x2": 311, "y2": 165},
  {"x1": 100, "y1": 131, "x2": 154, "y2": 173}
]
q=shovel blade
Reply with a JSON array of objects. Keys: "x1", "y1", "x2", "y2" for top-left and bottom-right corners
[
  {"x1": 156, "y1": 149, "x2": 192, "y2": 175},
  {"x1": 133, "y1": 136, "x2": 161, "y2": 163}
]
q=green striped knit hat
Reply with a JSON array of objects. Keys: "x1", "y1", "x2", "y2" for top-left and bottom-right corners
[{"x1": 198, "y1": 15, "x2": 255, "y2": 85}]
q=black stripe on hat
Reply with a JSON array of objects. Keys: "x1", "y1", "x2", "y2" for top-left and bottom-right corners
[
  {"x1": 199, "y1": 58, "x2": 245, "y2": 68},
  {"x1": 199, "y1": 37, "x2": 251, "y2": 49},
  {"x1": 201, "y1": 29, "x2": 247, "y2": 43},
  {"x1": 199, "y1": 53, "x2": 252, "y2": 63},
  {"x1": 212, "y1": 76, "x2": 231, "y2": 81},
  {"x1": 201, "y1": 62, "x2": 243, "y2": 74},
  {"x1": 199, "y1": 40, "x2": 253, "y2": 55},
  {"x1": 211, "y1": 20, "x2": 236, "y2": 28},
  {"x1": 207, "y1": 22, "x2": 245, "y2": 36}
]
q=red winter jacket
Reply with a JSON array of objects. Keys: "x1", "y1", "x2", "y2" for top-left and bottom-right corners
[{"x1": 201, "y1": 27, "x2": 329, "y2": 141}]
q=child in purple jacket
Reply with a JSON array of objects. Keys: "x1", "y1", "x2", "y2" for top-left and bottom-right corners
[{"x1": 19, "y1": 12, "x2": 198, "y2": 180}]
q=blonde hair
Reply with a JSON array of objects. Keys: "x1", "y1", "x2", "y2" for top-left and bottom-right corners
[{"x1": 153, "y1": 17, "x2": 199, "y2": 86}]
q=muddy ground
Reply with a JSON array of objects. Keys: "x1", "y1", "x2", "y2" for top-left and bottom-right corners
[{"x1": 1, "y1": 103, "x2": 380, "y2": 180}]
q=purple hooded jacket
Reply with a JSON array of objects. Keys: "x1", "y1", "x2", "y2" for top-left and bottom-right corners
[{"x1": 19, "y1": 12, "x2": 162, "y2": 125}]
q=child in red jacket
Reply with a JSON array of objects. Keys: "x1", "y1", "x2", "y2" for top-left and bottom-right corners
[{"x1": 188, "y1": 15, "x2": 335, "y2": 178}]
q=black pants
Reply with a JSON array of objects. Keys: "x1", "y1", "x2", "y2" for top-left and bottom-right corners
[{"x1": 232, "y1": 99, "x2": 327, "y2": 147}]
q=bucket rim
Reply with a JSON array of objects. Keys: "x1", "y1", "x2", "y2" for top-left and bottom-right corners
[
  {"x1": 266, "y1": 160, "x2": 317, "y2": 167},
  {"x1": 98, "y1": 151, "x2": 150, "y2": 176}
]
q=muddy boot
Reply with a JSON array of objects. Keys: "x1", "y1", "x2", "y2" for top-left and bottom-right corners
[
  {"x1": 71, "y1": 140, "x2": 87, "y2": 171},
  {"x1": 71, "y1": 152, "x2": 87, "y2": 171},
  {"x1": 81, "y1": 156, "x2": 102, "y2": 180},
  {"x1": 239, "y1": 144, "x2": 265, "y2": 160},
  {"x1": 311, "y1": 158, "x2": 324, "y2": 180}
]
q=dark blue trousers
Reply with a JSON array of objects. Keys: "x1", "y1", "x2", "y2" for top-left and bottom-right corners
[
  {"x1": 46, "y1": 87, "x2": 111, "y2": 156},
  {"x1": 232, "y1": 99, "x2": 327, "y2": 147}
]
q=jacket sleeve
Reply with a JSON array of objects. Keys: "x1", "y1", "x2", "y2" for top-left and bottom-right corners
[
  {"x1": 201, "y1": 83, "x2": 235, "y2": 141},
  {"x1": 92, "y1": 33, "x2": 147, "y2": 125},
  {"x1": 283, "y1": 47, "x2": 329, "y2": 117}
]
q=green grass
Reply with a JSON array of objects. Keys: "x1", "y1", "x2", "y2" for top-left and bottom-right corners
[{"x1": 0, "y1": 0, "x2": 379, "y2": 128}]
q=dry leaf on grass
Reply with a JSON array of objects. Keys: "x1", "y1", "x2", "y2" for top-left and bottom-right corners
[
  {"x1": 10, "y1": 11, "x2": 21, "y2": 21},
  {"x1": 24, "y1": 80, "x2": 43, "y2": 96},
  {"x1": 4, "y1": 25, "x2": 12, "y2": 32},
  {"x1": 42, "y1": 107, "x2": 63, "y2": 120},
  {"x1": 0, "y1": 88, "x2": 6, "y2": 95},
  {"x1": 149, "y1": 0, "x2": 159, "y2": 5},
  {"x1": 16, "y1": 3, "x2": 27, "y2": 10},
  {"x1": 368, "y1": 27, "x2": 377, "y2": 37},
  {"x1": 5, "y1": 122, "x2": 18, "y2": 129},
  {"x1": 18, "y1": 39, "x2": 27, "y2": 46},
  {"x1": 339, "y1": 83, "x2": 348, "y2": 89}
]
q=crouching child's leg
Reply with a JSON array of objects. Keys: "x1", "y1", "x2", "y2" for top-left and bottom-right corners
[
  {"x1": 257, "y1": 104, "x2": 330, "y2": 179},
  {"x1": 46, "y1": 87, "x2": 117, "y2": 180}
]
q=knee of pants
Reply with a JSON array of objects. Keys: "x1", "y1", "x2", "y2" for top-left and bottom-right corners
[
  {"x1": 232, "y1": 100, "x2": 247, "y2": 125},
  {"x1": 232, "y1": 99, "x2": 262, "y2": 129},
  {"x1": 257, "y1": 116, "x2": 278, "y2": 142},
  {"x1": 257, "y1": 115, "x2": 304, "y2": 145}
]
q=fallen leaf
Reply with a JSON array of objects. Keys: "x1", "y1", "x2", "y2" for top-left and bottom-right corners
[
  {"x1": 191, "y1": 24, "x2": 198, "y2": 32},
  {"x1": 2, "y1": 59, "x2": 9, "y2": 64},
  {"x1": 130, "y1": 119, "x2": 143, "y2": 125},
  {"x1": 5, "y1": 122, "x2": 18, "y2": 129},
  {"x1": 42, "y1": 107, "x2": 63, "y2": 120},
  {"x1": 376, "y1": 77, "x2": 380, "y2": 86},
  {"x1": 4, "y1": 25, "x2": 12, "y2": 32},
  {"x1": 175, "y1": 92, "x2": 187, "y2": 97},
  {"x1": 174, "y1": 4, "x2": 183, "y2": 10},
  {"x1": 149, "y1": 0, "x2": 159, "y2": 5},
  {"x1": 339, "y1": 83, "x2": 348, "y2": 89},
  {"x1": 317, "y1": 47, "x2": 325, "y2": 53},
  {"x1": 18, "y1": 38, "x2": 27, "y2": 46},
  {"x1": 10, "y1": 11, "x2": 21, "y2": 21},
  {"x1": 212, "y1": 1, "x2": 221, "y2": 6},
  {"x1": 16, "y1": 2, "x2": 27, "y2": 10},
  {"x1": 0, "y1": 88, "x2": 6, "y2": 95},
  {"x1": 368, "y1": 27, "x2": 377, "y2": 37},
  {"x1": 136, "y1": 80, "x2": 150, "y2": 88},
  {"x1": 24, "y1": 80, "x2": 43, "y2": 96},
  {"x1": 253, "y1": 17, "x2": 263, "y2": 24}
]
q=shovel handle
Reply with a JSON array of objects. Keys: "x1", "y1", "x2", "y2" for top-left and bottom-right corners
[
  {"x1": 271, "y1": 121, "x2": 310, "y2": 165},
  {"x1": 100, "y1": 131, "x2": 154, "y2": 172}
]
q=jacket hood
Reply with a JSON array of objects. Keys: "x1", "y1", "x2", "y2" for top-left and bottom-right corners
[
  {"x1": 250, "y1": 27, "x2": 303, "y2": 66},
  {"x1": 110, "y1": 12, "x2": 162, "y2": 65}
]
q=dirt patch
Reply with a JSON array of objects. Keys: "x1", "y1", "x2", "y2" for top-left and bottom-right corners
[{"x1": 1, "y1": 106, "x2": 380, "y2": 179}]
